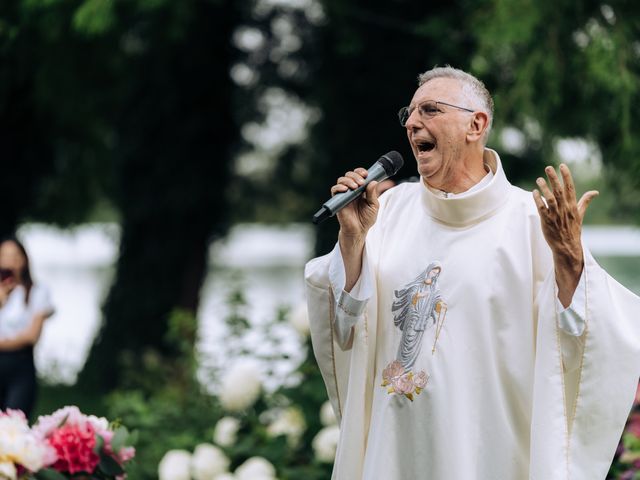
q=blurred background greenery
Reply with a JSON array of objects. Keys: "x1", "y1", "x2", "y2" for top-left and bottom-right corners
[{"x1": 1, "y1": 0, "x2": 640, "y2": 478}]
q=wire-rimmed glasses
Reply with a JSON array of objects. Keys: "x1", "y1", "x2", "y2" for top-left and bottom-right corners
[{"x1": 398, "y1": 100, "x2": 474, "y2": 127}]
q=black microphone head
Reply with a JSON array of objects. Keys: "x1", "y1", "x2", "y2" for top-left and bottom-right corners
[{"x1": 378, "y1": 151, "x2": 404, "y2": 176}]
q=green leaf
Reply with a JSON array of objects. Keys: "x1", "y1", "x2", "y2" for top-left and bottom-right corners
[
  {"x1": 98, "y1": 455, "x2": 125, "y2": 476},
  {"x1": 72, "y1": 0, "x2": 115, "y2": 35},
  {"x1": 56, "y1": 413, "x2": 69, "y2": 428},
  {"x1": 34, "y1": 469, "x2": 68, "y2": 480},
  {"x1": 127, "y1": 429, "x2": 139, "y2": 446},
  {"x1": 94, "y1": 434, "x2": 105, "y2": 454},
  {"x1": 110, "y1": 426, "x2": 129, "y2": 452}
]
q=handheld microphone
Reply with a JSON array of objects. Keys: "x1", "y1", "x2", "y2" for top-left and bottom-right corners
[{"x1": 312, "y1": 151, "x2": 404, "y2": 225}]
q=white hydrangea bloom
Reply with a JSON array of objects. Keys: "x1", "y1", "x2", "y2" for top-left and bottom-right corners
[
  {"x1": 289, "y1": 303, "x2": 310, "y2": 336},
  {"x1": 214, "y1": 473, "x2": 236, "y2": 480},
  {"x1": 191, "y1": 443, "x2": 230, "y2": 480},
  {"x1": 319, "y1": 401, "x2": 337, "y2": 426},
  {"x1": 218, "y1": 363, "x2": 262, "y2": 412},
  {"x1": 312, "y1": 425, "x2": 340, "y2": 463},
  {"x1": 213, "y1": 417, "x2": 241, "y2": 447},
  {"x1": 158, "y1": 450, "x2": 191, "y2": 480},
  {"x1": 266, "y1": 407, "x2": 306, "y2": 447},
  {"x1": 234, "y1": 456, "x2": 276, "y2": 480}
]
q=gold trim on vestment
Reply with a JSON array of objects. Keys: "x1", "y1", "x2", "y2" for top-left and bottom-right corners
[
  {"x1": 328, "y1": 286, "x2": 343, "y2": 420},
  {"x1": 553, "y1": 281, "x2": 571, "y2": 479},
  {"x1": 554, "y1": 264, "x2": 589, "y2": 479},
  {"x1": 568, "y1": 265, "x2": 589, "y2": 479}
]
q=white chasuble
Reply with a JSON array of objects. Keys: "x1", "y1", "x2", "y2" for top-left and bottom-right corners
[{"x1": 304, "y1": 149, "x2": 640, "y2": 480}]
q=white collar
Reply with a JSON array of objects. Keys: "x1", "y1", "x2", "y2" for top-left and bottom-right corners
[
  {"x1": 419, "y1": 149, "x2": 512, "y2": 227},
  {"x1": 426, "y1": 168, "x2": 494, "y2": 199}
]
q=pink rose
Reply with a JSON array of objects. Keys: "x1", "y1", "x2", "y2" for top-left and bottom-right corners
[
  {"x1": 392, "y1": 373, "x2": 415, "y2": 395},
  {"x1": 33, "y1": 406, "x2": 87, "y2": 439},
  {"x1": 0, "y1": 408, "x2": 27, "y2": 420},
  {"x1": 413, "y1": 371, "x2": 428, "y2": 389},
  {"x1": 382, "y1": 360, "x2": 404, "y2": 384},
  {"x1": 48, "y1": 422, "x2": 100, "y2": 474}
]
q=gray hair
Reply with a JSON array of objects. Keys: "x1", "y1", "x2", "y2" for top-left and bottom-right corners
[{"x1": 418, "y1": 66, "x2": 494, "y2": 142}]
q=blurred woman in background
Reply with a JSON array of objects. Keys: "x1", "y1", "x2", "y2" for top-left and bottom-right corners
[{"x1": 0, "y1": 237, "x2": 54, "y2": 418}]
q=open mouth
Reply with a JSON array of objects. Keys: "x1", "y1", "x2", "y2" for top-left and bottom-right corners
[{"x1": 416, "y1": 140, "x2": 436, "y2": 153}]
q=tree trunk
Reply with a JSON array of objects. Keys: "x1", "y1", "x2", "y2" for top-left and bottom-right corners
[{"x1": 79, "y1": 0, "x2": 238, "y2": 391}]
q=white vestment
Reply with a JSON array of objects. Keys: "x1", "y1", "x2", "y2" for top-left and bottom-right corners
[{"x1": 304, "y1": 150, "x2": 640, "y2": 479}]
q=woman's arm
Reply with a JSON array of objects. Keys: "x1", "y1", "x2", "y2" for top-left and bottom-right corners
[{"x1": 0, "y1": 310, "x2": 53, "y2": 351}]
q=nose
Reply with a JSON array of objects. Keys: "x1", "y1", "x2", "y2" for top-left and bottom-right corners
[{"x1": 404, "y1": 107, "x2": 423, "y2": 131}]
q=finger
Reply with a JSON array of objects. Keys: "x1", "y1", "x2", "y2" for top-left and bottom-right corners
[
  {"x1": 354, "y1": 167, "x2": 368, "y2": 178},
  {"x1": 535, "y1": 177, "x2": 557, "y2": 211},
  {"x1": 532, "y1": 189, "x2": 547, "y2": 214},
  {"x1": 544, "y1": 166, "x2": 563, "y2": 200},
  {"x1": 577, "y1": 190, "x2": 599, "y2": 219},
  {"x1": 330, "y1": 184, "x2": 349, "y2": 196},
  {"x1": 363, "y1": 181, "x2": 380, "y2": 207},
  {"x1": 345, "y1": 171, "x2": 367, "y2": 187},
  {"x1": 559, "y1": 164, "x2": 576, "y2": 202},
  {"x1": 376, "y1": 179, "x2": 396, "y2": 195},
  {"x1": 337, "y1": 175, "x2": 360, "y2": 190}
]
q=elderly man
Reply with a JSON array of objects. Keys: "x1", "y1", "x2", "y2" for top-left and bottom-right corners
[{"x1": 305, "y1": 66, "x2": 640, "y2": 479}]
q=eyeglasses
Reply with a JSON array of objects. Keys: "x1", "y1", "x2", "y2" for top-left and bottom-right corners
[{"x1": 398, "y1": 100, "x2": 475, "y2": 127}]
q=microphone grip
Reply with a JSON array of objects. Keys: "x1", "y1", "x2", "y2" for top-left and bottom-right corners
[{"x1": 312, "y1": 162, "x2": 388, "y2": 224}]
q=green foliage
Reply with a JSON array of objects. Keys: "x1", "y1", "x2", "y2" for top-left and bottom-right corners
[
  {"x1": 608, "y1": 388, "x2": 640, "y2": 478},
  {"x1": 107, "y1": 309, "x2": 220, "y2": 479},
  {"x1": 98, "y1": 455, "x2": 125, "y2": 476},
  {"x1": 107, "y1": 296, "x2": 334, "y2": 479},
  {"x1": 223, "y1": 272, "x2": 252, "y2": 337},
  {"x1": 33, "y1": 383, "x2": 107, "y2": 423},
  {"x1": 33, "y1": 469, "x2": 67, "y2": 480},
  {"x1": 72, "y1": 0, "x2": 115, "y2": 35},
  {"x1": 0, "y1": 0, "x2": 121, "y2": 236},
  {"x1": 470, "y1": 1, "x2": 640, "y2": 221}
]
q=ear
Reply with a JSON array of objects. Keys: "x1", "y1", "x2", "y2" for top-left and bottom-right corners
[{"x1": 466, "y1": 111, "x2": 489, "y2": 143}]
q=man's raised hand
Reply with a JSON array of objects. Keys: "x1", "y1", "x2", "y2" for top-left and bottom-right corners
[{"x1": 533, "y1": 163, "x2": 598, "y2": 306}]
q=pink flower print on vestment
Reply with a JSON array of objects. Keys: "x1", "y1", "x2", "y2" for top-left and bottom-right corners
[
  {"x1": 382, "y1": 360, "x2": 404, "y2": 383},
  {"x1": 393, "y1": 373, "x2": 415, "y2": 395},
  {"x1": 413, "y1": 370, "x2": 428, "y2": 389},
  {"x1": 381, "y1": 360, "x2": 429, "y2": 401}
]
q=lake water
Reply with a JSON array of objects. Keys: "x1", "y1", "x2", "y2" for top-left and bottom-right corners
[
  {"x1": 15, "y1": 223, "x2": 640, "y2": 386},
  {"x1": 20, "y1": 223, "x2": 313, "y2": 386}
]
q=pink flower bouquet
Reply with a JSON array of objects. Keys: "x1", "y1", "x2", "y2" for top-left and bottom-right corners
[{"x1": 0, "y1": 406, "x2": 135, "y2": 480}]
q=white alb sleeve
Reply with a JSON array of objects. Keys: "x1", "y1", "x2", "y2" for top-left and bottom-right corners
[
  {"x1": 556, "y1": 268, "x2": 586, "y2": 336},
  {"x1": 328, "y1": 243, "x2": 373, "y2": 348}
]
